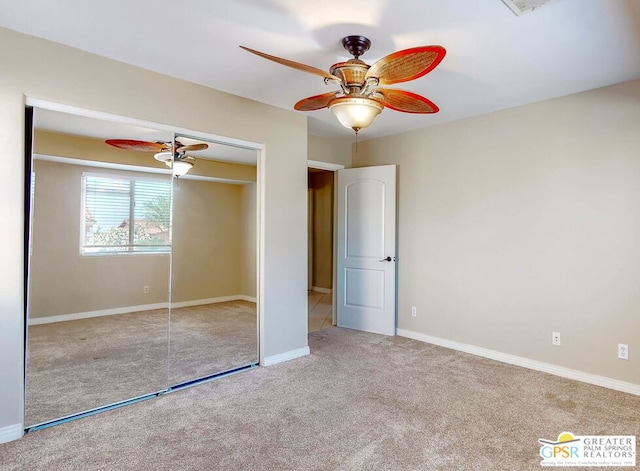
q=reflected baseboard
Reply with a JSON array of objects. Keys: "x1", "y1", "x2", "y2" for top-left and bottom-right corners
[
  {"x1": 28, "y1": 302, "x2": 170, "y2": 325},
  {"x1": 311, "y1": 287, "x2": 332, "y2": 294},
  {"x1": 170, "y1": 295, "x2": 256, "y2": 309},
  {"x1": 28, "y1": 295, "x2": 257, "y2": 325}
]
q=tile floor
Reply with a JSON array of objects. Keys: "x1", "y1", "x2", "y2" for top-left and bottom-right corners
[{"x1": 308, "y1": 291, "x2": 333, "y2": 333}]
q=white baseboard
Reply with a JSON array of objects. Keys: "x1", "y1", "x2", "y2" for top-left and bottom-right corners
[
  {"x1": 29, "y1": 296, "x2": 258, "y2": 325},
  {"x1": 396, "y1": 328, "x2": 640, "y2": 396},
  {"x1": 311, "y1": 287, "x2": 332, "y2": 294},
  {"x1": 171, "y1": 295, "x2": 256, "y2": 309},
  {"x1": 0, "y1": 424, "x2": 23, "y2": 444},
  {"x1": 29, "y1": 302, "x2": 169, "y2": 325},
  {"x1": 263, "y1": 346, "x2": 310, "y2": 366},
  {"x1": 235, "y1": 295, "x2": 257, "y2": 303}
]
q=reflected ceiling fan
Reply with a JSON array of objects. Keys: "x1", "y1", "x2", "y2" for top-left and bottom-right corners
[
  {"x1": 104, "y1": 139, "x2": 209, "y2": 176},
  {"x1": 240, "y1": 35, "x2": 446, "y2": 134}
]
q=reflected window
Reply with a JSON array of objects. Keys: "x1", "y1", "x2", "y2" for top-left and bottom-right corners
[{"x1": 81, "y1": 172, "x2": 172, "y2": 254}]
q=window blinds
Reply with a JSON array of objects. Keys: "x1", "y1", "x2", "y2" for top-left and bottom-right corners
[{"x1": 82, "y1": 173, "x2": 172, "y2": 254}]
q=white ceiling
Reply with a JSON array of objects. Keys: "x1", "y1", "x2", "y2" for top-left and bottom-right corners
[{"x1": 4, "y1": 0, "x2": 640, "y2": 141}]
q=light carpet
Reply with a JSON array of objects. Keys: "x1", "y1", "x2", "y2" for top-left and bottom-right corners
[{"x1": 4, "y1": 327, "x2": 639, "y2": 470}]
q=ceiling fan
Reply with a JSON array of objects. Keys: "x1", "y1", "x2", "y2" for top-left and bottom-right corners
[
  {"x1": 240, "y1": 35, "x2": 446, "y2": 134},
  {"x1": 105, "y1": 139, "x2": 209, "y2": 176}
]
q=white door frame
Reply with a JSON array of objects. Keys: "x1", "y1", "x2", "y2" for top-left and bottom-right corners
[{"x1": 308, "y1": 188, "x2": 313, "y2": 290}]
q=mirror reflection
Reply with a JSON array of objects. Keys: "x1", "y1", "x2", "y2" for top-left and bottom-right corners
[
  {"x1": 169, "y1": 135, "x2": 258, "y2": 385},
  {"x1": 26, "y1": 109, "x2": 173, "y2": 426},
  {"x1": 25, "y1": 109, "x2": 259, "y2": 427}
]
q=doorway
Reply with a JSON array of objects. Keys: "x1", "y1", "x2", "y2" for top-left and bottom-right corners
[
  {"x1": 307, "y1": 160, "x2": 344, "y2": 333},
  {"x1": 307, "y1": 161, "x2": 397, "y2": 337},
  {"x1": 308, "y1": 168, "x2": 333, "y2": 333}
]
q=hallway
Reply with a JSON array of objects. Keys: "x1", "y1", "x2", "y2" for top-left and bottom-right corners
[{"x1": 308, "y1": 291, "x2": 332, "y2": 333}]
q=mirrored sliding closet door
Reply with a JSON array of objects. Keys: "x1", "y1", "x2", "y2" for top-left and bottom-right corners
[
  {"x1": 168, "y1": 135, "x2": 258, "y2": 386},
  {"x1": 25, "y1": 107, "x2": 260, "y2": 428},
  {"x1": 25, "y1": 108, "x2": 173, "y2": 427}
]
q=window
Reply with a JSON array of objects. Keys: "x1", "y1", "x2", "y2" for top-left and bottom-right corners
[{"x1": 81, "y1": 173, "x2": 172, "y2": 254}]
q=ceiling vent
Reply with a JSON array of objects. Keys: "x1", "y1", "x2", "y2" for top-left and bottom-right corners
[{"x1": 501, "y1": 0, "x2": 553, "y2": 15}]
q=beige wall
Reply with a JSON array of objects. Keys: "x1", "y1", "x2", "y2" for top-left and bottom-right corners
[
  {"x1": 308, "y1": 134, "x2": 352, "y2": 168},
  {"x1": 171, "y1": 179, "x2": 250, "y2": 302},
  {"x1": 0, "y1": 26, "x2": 308, "y2": 433},
  {"x1": 308, "y1": 171, "x2": 333, "y2": 290},
  {"x1": 353, "y1": 79, "x2": 640, "y2": 386},
  {"x1": 241, "y1": 183, "x2": 257, "y2": 298}
]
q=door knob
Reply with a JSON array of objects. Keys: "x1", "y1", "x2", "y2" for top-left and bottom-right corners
[{"x1": 379, "y1": 256, "x2": 392, "y2": 262}]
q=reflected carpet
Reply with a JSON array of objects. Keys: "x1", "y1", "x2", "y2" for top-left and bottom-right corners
[{"x1": 25, "y1": 300, "x2": 257, "y2": 426}]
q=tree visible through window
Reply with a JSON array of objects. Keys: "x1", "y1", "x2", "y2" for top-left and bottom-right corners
[{"x1": 82, "y1": 173, "x2": 172, "y2": 254}]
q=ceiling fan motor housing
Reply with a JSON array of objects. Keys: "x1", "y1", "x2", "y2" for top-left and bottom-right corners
[{"x1": 330, "y1": 60, "x2": 369, "y2": 90}]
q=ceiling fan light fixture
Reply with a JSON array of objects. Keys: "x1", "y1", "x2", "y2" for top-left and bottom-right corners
[
  {"x1": 157, "y1": 151, "x2": 194, "y2": 176},
  {"x1": 154, "y1": 151, "x2": 172, "y2": 162},
  {"x1": 170, "y1": 159, "x2": 194, "y2": 177},
  {"x1": 329, "y1": 97, "x2": 383, "y2": 133},
  {"x1": 106, "y1": 141, "x2": 206, "y2": 177},
  {"x1": 240, "y1": 36, "x2": 446, "y2": 133}
]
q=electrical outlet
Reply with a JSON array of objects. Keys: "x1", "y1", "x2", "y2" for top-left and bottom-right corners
[
  {"x1": 143, "y1": 285, "x2": 150, "y2": 294},
  {"x1": 411, "y1": 306, "x2": 417, "y2": 318},
  {"x1": 552, "y1": 332, "x2": 561, "y2": 346},
  {"x1": 618, "y1": 343, "x2": 629, "y2": 360}
]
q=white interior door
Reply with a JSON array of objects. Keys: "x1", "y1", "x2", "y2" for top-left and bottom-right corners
[{"x1": 337, "y1": 165, "x2": 396, "y2": 336}]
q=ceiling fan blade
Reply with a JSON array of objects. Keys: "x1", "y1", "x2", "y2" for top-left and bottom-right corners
[
  {"x1": 365, "y1": 46, "x2": 446, "y2": 85},
  {"x1": 240, "y1": 45, "x2": 338, "y2": 82},
  {"x1": 294, "y1": 91, "x2": 340, "y2": 111},
  {"x1": 374, "y1": 89, "x2": 439, "y2": 113},
  {"x1": 176, "y1": 143, "x2": 208, "y2": 152},
  {"x1": 105, "y1": 139, "x2": 167, "y2": 152}
]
